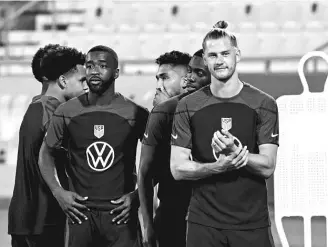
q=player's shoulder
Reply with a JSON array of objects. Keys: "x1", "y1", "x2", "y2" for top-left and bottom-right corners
[
  {"x1": 54, "y1": 94, "x2": 85, "y2": 116},
  {"x1": 115, "y1": 93, "x2": 149, "y2": 117},
  {"x1": 242, "y1": 82, "x2": 277, "y2": 109},
  {"x1": 152, "y1": 92, "x2": 187, "y2": 114},
  {"x1": 33, "y1": 95, "x2": 61, "y2": 111},
  {"x1": 177, "y1": 86, "x2": 210, "y2": 109}
]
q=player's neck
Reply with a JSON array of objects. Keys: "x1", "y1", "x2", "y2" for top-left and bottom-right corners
[
  {"x1": 210, "y1": 73, "x2": 242, "y2": 98},
  {"x1": 44, "y1": 82, "x2": 66, "y2": 103},
  {"x1": 88, "y1": 83, "x2": 116, "y2": 106}
]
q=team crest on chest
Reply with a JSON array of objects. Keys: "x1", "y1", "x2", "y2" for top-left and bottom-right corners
[
  {"x1": 221, "y1": 118, "x2": 232, "y2": 131},
  {"x1": 94, "y1": 125, "x2": 104, "y2": 139}
]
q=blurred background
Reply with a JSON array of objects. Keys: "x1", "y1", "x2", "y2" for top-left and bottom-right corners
[{"x1": 0, "y1": 0, "x2": 328, "y2": 246}]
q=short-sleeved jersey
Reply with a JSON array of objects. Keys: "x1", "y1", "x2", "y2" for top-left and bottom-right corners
[
  {"x1": 45, "y1": 93, "x2": 149, "y2": 208},
  {"x1": 8, "y1": 96, "x2": 66, "y2": 235},
  {"x1": 142, "y1": 93, "x2": 190, "y2": 205},
  {"x1": 172, "y1": 83, "x2": 279, "y2": 230}
]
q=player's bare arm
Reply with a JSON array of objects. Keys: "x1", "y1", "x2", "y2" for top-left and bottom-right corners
[
  {"x1": 38, "y1": 142, "x2": 89, "y2": 224},
  {"x1": 138, "y1": 144, "x2": 158, "y2": 247},
  {"x1": 170, "y1": 145, "x2": 248, "y2": 180},
  {"x1": 246, "y1": 144, "x2": 278, "y2": 179}
]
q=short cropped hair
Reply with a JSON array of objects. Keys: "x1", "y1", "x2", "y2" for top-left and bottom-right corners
[
  {"x1": 193, "y1": 49, "x2": 203, "y2": 58},
  {"x1": 41, "y1": 46, "x2": 85, "y2": 81},
  {"x1": 31, "y1": 44, "x2": 61, "y2": 83},
  {"x1": 202, "y1": 20, "x2": 238, "y2": 51},
  {"x1": 155, "y1": 50, "x2": 191, "y2": 67},
  {"x1": 87, "y1": 45, "x2": 118, "y2": 69}
]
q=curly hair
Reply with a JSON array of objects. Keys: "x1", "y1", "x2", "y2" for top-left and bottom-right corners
[
  {"x1": 41, "y1": 46, "x2": 86, "y2": 81},
  {"x1": 31, "y1": 44, "x2": 61, "y2": 83},
  {"x1": 193, "y1": 49, "x2": 203, "y2": 58},
  {"x1": 155, "y1": 50, "x2": 191, "y2": 67},
  {"x1": 202, "y1": 20, "x2": 238, "y2": 51}
]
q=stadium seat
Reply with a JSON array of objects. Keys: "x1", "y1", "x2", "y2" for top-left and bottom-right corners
[
  {"x1": 0, "y1": 47, "x2": 4, "y2": 58},
  {"x1": 184, "y1": 2, "x2": 214, "y2": 26},
  {"x1": 8, "y1": 45, "x2": 39, "y2": 58},
  {"x1": 86, "y1": 33, "x2": 117, "y2": 52},
  {"x1": 139, "y1": 33, "x2": 170, "y2": 60},
  {"x1": 305, "y1": 1, "x2": 328, "y2": 28},
  {"x1": 109, "y1": 3, "x2": 138, "y2": 26},
  {"x1": 282, "y1": 32, "x2": 309, "y2": 57},
  {"x1": 134, "y1": 3, "x2": 171, "y2": 26},
  {"x1": 275, "y1": 51, "x2": 328, "y2": 247},
  {"x1": 143, "y1": 23, "x2": 167, "y2": 33},
  {"x1": 167, "y1": 23, "x2": 191, "y2": 33},
  {"x1": 210, "y1": 2, "x2": 248, "y2": 28},
  {"x1": 236, "y1": 33, "x2": 261, "y2": 58},
  {"x1": 166, "y1": 33, "x2": 196, "y2": 54},
  {"x1": 113, "y1": 34, "x2": 142, "y2": 60},
  {"x1": 7, "y1": 31, "x2": 35, "y2": 44},
  {"x1": 257, "y1": 32, "x2": 284, "y2": 57},
  {"x1": 117, "y1": 24, "x2": 141, "y2": 33}
]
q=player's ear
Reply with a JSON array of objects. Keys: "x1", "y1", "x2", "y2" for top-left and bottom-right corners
[
  {"x1": 203, "y1": 53, "x2": 208, "y2": 66},
  {"x1": 114, "y1": 68, "x2": 119, "y2": 80},
  {"x1": 57, "y1": 75, "x2": 67, "y2": 89},
  {"x1": 235, "y1": 47, "x2": 241, "y2": 63}
]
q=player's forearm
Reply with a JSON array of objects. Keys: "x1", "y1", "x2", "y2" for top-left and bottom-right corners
[
  {"x1": 138, "y1": 168, "x2": 154, "y2": 226},
  {"x1": 246, "y1": 153, "x2": 275, "y2": 179},
  {"x1": 38, "y1": 143, "x2": 63, "y2": 194},
  {"x1": 171, "y1": 159, "x2": 226, "y2": 181}
]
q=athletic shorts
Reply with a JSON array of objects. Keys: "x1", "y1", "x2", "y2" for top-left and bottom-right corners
[
  {"x1": 186, "y1": 221, "x2": 275, "y2": 247},
  {"x1": 68, "y1": 209, "x2": 140, "y2": 247},
  {"x1": 154, "y1": 203, "x2": 188, "y2": 247},
  {"x1": 11, "y1": 225, "x2": 65, "y2": 247}
]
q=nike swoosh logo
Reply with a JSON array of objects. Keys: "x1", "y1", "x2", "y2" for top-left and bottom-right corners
[
  {"x1": 144, "y1": 133, "x2": 148, "y2": 138},
  {"x1": 171, "y1": 134, "x2": 178, "y2": 139},
  {"x1": 271, "y1": 133, "x2": 279, "y2": 137}
]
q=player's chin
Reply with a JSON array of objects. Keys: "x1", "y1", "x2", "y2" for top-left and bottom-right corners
[
  {"x1": 88, "y1": 85, "x2": 103, "y2": 94},
  {"x1": 186, "y1": 87, "x2": 197, "y2": 93}
]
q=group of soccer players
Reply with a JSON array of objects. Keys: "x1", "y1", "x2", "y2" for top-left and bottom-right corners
[{"x1": 8, "y1": 20, "x2": 279, "y2": 247}]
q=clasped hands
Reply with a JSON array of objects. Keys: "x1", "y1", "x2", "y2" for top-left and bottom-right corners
[{"x1": 211, "y1": 129, "x2": 249, "y2": 171}]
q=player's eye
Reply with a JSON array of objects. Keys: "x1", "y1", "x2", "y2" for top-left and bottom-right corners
[
  {"x1": 86, "y1": 64, "x2": 92, "y2": 69},
  {"x1": 198, "y1": 72, "x2": 204, "y2": 77},
  {"x1": 100, "y1": 64, "x2": 107, "y2": 68}
]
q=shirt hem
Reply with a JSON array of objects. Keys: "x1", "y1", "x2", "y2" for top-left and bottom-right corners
[{"x1": 187, "y1": 217, "x2": 270, "y2": 230}]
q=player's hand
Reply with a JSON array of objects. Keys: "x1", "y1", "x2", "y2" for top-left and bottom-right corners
[
  {"x1": 110, "y1": 191, "x2": 139, "y2": 224},
  {"x1": 212, "y1": 129, "x2": 238, "y2": 153},
  {"x1": 142, "y1": 224, "x2": 157, "y2": 247},
  {"x1": 53, "y1": 188, "x2": 89, "y2": 224},
  {"x1": 215, "y1": 145, "x2": 249, "y2": 172}
]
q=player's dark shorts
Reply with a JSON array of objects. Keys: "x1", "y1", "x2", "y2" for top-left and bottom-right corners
[
  {"x1": 11, "y1": 225, "x2": 65, "y2": 247},
  {"x1": 186, "y1": 221, "x2": 275, "y2": 247},
  {"x1": 68, "y1": 209, "x2": 140, "y2": 247},
  {"x1": 154, "y1": 201, "x2": 188, "y2": 247}
]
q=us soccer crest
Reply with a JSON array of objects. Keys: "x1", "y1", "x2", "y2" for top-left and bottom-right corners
[
  {"x1": 94, "y1": 125, "x2": 104, "y2": 139},
  {"x1": 221, "y1": 118, "x2": 232, "y2": 131}
]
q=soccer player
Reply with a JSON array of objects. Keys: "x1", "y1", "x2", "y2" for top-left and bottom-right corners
[
  {"x1": 182, "y1": 49, "x2": 211, "y2": 93},
  {"x1": 152, "y1": 50, "x2": 191, "y2": 106},
  {"x1": 138, "y1": 49, "x2": 209, "y2": 247},
  {"x1": 38, "y1": 45, "x2": 149, "y2": 247},
  {"x1": 8, "y1": 46, "x2": 87, "y2": 247},
  {"x1": 170, "y1": 20, "x2": 279, "y2": 247}
]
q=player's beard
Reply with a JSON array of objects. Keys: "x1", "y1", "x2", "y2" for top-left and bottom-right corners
[{"x1": 87, "y1": 76, "x2": 114, "y2": 96}]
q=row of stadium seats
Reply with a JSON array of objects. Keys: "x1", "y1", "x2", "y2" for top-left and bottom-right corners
[
  {"x1": 2, "y1": 31, "x2": 327, "y2": 60},
  {"x1": 45, "y1": 1, "x2": 328, "y2": 28}
]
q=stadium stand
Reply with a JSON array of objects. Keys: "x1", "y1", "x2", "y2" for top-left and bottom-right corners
[{"x1": 1, "y1": 0, "x2": 328, "y2": 66}]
